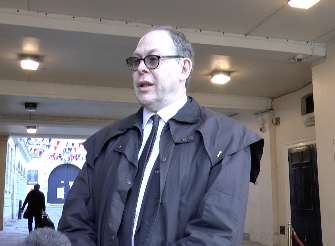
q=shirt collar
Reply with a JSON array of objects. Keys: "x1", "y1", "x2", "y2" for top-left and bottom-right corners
[{"x1": 142, "y1": 95, "x2": 188, "y2": 129}]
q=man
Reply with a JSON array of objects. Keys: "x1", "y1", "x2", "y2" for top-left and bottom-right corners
[
  {"x1": 22, "y1": 184, "x2": 46, "y2": 232},
  {"x1": 58, "y1": 26, "x2": 264, "y2": 246}
]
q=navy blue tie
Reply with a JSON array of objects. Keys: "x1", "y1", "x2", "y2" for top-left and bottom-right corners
[
  {"x1": 139, "y1": 114, "x2": 160, "y2": 167},
  {"x1": 118, "y1": 114, "x2": 160, "y2": 245}
]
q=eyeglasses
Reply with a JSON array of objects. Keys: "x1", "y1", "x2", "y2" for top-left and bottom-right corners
[{"x1": 126, "y1": 55, "x2": 184, "y2": 71}]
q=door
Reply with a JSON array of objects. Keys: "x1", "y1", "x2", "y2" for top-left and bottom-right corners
[
  {"x1": 288, "y1": 144, "x2": 322, "y2": 246},
  {"x1": 47, "y1": 164, "x2": 80, "y2": 204}
]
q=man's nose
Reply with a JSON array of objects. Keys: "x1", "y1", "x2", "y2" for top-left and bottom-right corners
[{"x1": 137, "y1": 59, "x2": 149, "y2": 73}]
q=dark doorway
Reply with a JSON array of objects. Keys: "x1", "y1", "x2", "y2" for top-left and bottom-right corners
[
  {"x1": 47, "y1": 164, "x2": 80, "y2": 204},
  {"x1": 288, "y1": 144, "x2": 322, "y2": 246}
]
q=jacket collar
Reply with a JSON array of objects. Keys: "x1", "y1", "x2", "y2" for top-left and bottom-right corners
[
  {"x1": 119, "y1": 107, "x2": 143, "y2": 132},
  {"x1": 171, "y1": 97, "x2": 200, "y2": 124},
  {"x1": 120, "y1": 96, "x2": 201, "y2": 140},
  {"x1": 84, "y1": 97, "x2": 200, "y2": 162},
  {"x1": 167, "y1": 97, "x2": 201, "y2": 143},
  {"x1": 84, "y1": 109, "x2": 142, "y2": 163},
  {"x1": 109, "y1": 96, "x2": 201, "y2": 144}
]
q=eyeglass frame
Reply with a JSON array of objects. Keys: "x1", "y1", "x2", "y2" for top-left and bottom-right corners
[{"x1": 126, "y1": 55, "x2": 185, "y2": 71}]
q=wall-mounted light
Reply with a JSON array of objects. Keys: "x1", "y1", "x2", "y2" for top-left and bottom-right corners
[
  {"x1": 210, "y1": 71, "x2": 231, "y2": 85},
  {"x1": 18, "y1": 54, "x2": 42, "y2": 71},
  {"x1": 288, "y1": 0, "x2": 320, "y2": 9},
  {"x1": 26, "y1": 125, "x2": 37, "y2": 134}
]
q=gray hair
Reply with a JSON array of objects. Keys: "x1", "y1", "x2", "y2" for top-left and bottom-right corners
[
  {"x1": 147, "y1": 26, "x2": 194, "y2": 88},
  {"x1": 18, "y1": 228, "x2": 71, "y2": 246}
]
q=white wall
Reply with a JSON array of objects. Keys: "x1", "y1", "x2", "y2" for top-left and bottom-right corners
[
  {"x1": 3, "y1": 137, "x2": 29, "y2": 222},
  {"x1": 237, "y1": 113, "x2": 275, "y2": 246},
  {"x1": 312, "y1": 44, "x2": 335, "y2": 246},
  {"x1": 272, "y1": 84, "x2": 315, "y2": 246},
  {"x1": 0, "y1": 135, "x2": 8, "y2": 230},
  {"x1": 235, "y1": 84, "x2": 317, "y2": 246}
]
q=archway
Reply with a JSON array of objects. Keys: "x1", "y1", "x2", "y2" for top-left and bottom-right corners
[{"x1": 47, "y1": 164, "x2": 80, "y2": 204}]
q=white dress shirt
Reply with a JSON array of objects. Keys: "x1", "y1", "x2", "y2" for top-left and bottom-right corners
[{"x1": 131, "y1": 95, "x2": 187, "y2": 245}]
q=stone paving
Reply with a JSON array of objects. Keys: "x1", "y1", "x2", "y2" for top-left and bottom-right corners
[
  {"x1": 242, "y1": 241, "x2": 267, "y2": 246},
  {"x1": 0, "y1": 204, "x2": 266, "y2": 246},
  {"x1": 0, "y1": 219, "x2": 28, "y2": 246},
  {"x1": 0, "y1": 204, "x2": 64, "y2": 246}
]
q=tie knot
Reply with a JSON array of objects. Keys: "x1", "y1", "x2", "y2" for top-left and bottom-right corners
[{"x1": 151, "y1": 114, "x2": 160, "y2": 129}]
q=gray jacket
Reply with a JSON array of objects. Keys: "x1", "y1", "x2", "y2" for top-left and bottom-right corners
[{"x1": 58, "y1": 97, "x2": 264, "y2": 246}]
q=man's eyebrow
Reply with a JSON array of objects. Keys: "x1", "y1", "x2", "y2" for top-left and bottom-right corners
[{"x1": 133, "y1": 48, "x2": 159, "y2": 57}]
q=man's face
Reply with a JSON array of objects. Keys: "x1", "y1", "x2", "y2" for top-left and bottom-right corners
[{"x1": 131, "y1": 30, "x2": 187, "y2": 112}]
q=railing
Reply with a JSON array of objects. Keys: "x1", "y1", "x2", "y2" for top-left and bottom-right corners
[
  {"x1": 288, "y1": 222, "x2": 292, "y2": 246},
  {"x1": 287, "y1": 222, "x2": 305, "y2": 246}
]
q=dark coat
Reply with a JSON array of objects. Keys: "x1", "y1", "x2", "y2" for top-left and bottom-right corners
[
  {"x1": 22, "y1": 189, "x2": 46, "y2": 217},
  {"x1": 58, "y1": 98, "x2": 264, "y2": 246}
]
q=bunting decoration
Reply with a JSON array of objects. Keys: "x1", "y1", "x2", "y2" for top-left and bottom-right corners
[{"x1": 18, "y1": 138, "x2": 87, "y2": 163}]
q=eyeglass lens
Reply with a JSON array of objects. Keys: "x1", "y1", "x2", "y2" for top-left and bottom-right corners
[
  {"x1": 126, "y1": 55, "x2": 160, "y2": 71},
  {"x1": 126, "y1": 55, "x2": 184, "y2": 71}
]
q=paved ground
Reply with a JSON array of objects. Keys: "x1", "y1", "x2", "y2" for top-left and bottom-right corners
[
  {"x1": 242, "y1": 241, "x2": 267, "y2": 246},
  {"x1": 0, "y1": 204, "x2": 64, "y2": 246},
  {"x1": 0, "y1": 219, "x2": 28, "y2": 245},
  {"x1": 0, "y1": 204, "x2": 266, "y2": 246}
]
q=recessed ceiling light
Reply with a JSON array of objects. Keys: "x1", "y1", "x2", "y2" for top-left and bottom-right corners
[
  {"x1": 288, "y1": 0, "x2": 320, "y2": 9},
  {"x1": 210, "y1": 71, "x2": 231, "y2": 85},
  {"x1": 18, "y1": 54, "x2": 41, "y2": 71},
  {"x1": 20, "y1": 58, "x2": 39, "y2": 71},
  {"x1": 26, "y1": 125, "x2": 37, "y2": 134}
]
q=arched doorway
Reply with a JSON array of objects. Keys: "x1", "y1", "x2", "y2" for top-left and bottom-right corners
[{"x1": 47, "y1": 164, "x2": 80, "y2": 204}]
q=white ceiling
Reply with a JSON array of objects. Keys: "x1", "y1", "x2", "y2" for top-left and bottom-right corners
[{"x1": 0, "y1": 0, "x2": 334, "y2": 137}]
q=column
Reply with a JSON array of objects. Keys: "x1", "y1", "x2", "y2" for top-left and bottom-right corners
[{"x1": 0, "y1": 135, "x2": 9, "y2": 231}]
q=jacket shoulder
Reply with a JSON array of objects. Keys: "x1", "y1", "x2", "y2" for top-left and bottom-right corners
[
  {"x1": 199, "y1": 107, "x2": 264, "y2": 183},
  {"x1": 199, "y1": 107, "x2": 261, "y2": 154},
  {"x1": 84, "y1": 113, "x2": 139, "y2": 164}
]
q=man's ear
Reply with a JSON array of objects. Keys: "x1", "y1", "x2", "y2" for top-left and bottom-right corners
[{"x1": 179, "y1": 58, "x2": 192, "y2": 81}]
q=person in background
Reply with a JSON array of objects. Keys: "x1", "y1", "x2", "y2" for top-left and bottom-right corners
[
  {"x1": 22, "y1": 183, "x2": 46, "y2": 232},
  {"x1": 58, "y1": 26, "x2": 264, "y2": 245}
]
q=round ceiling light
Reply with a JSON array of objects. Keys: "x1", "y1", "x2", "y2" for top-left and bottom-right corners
[
  {"x1": 26, "y1": 125, "x2": 37, "y2": 134},
  {"x1": 210, "y1": 71, "x2": 231, "y2": 85},
  {"x1": 18, "y1": 54, "x2": 42, "y2": 71}
]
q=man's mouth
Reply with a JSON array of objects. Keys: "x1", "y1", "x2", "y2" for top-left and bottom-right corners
[{"x1": 138, "y1": 81, "x2": 154, "y2": 88}]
